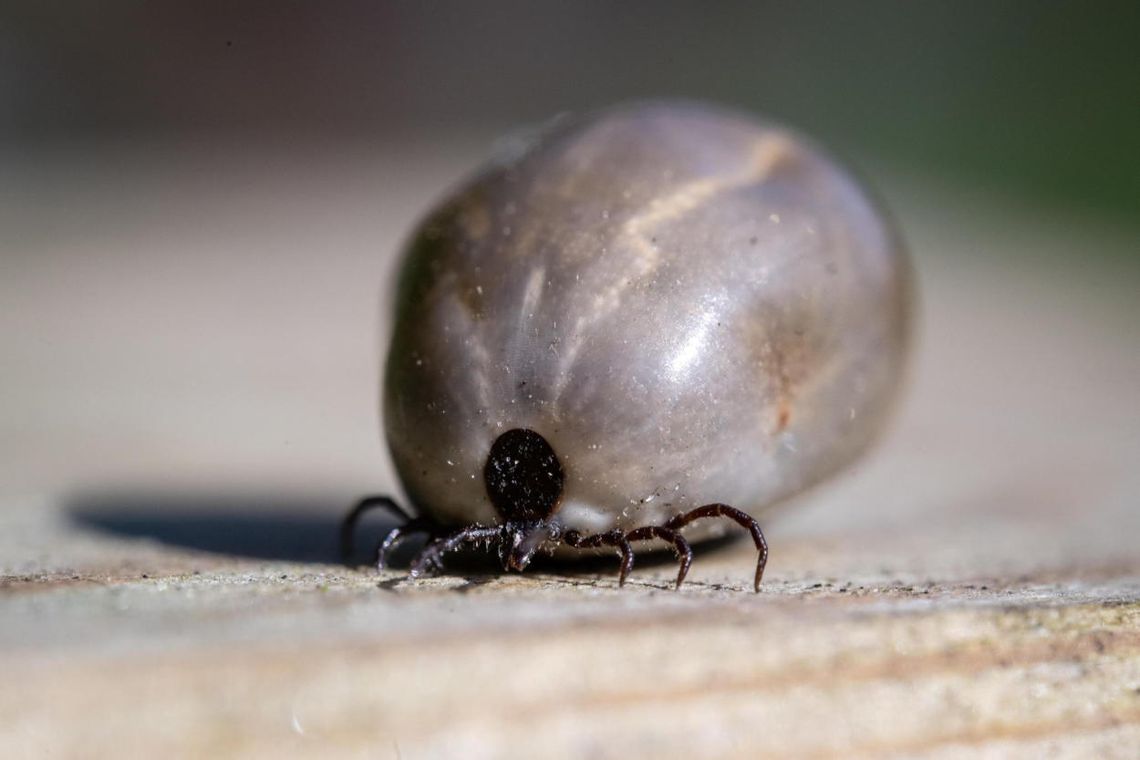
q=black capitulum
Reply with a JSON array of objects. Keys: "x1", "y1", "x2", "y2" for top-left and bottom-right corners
[{"x1": 483, "y1": 428, "x2": 564, "y2": 521}]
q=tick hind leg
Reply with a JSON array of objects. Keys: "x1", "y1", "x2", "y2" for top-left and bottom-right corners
[
  {"x1": 564, "y1": 504, "x2": 764, "y2": 591},
  {"x1": 665, "y1": 504, "x2": 768, "y2": 591},
  {"x1": 625, "y1": 526, "x2": 693, "y2": 589},
  {"x1": 342, "y1": 495, "x2": 445, "y2": 571},
  {"x1": 340, "y1": 495, "x2": 416, "y2": 564},
  {"x1": 373, "y1": 516, "x2": 439, "y2": 571},
  {"x1": 562, "y1": 527, "x2": 693, "y2": 590},
  {"x1": 563, "y1": 529, "x2": 635, "y2": 585}
]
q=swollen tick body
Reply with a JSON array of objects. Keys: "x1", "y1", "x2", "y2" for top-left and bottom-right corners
[{"x1": 343, "y1": 101, "x2": 913, "y2": 591}]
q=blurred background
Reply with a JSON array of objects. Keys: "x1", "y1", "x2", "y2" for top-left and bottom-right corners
[
  {"x1": 1, "y1": 1, "x2": 1137, "y2": 527},
  {"x1": 5, "y1": 2, "x2": 1137, "y2": 217}
]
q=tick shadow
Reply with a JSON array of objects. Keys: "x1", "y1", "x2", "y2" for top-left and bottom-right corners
[
  {"x1": 66, "y1": 489, "x2": 744, "y2": 576},
  {"x1": 66, "y1": 490, "x2": 396, "y2": 565}
]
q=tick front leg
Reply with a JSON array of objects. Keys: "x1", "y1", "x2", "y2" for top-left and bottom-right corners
[
  {"x1": 340, "y1": 495, "x2": 416, "y2": 564},
  {"x1": 665, "y1": 504, "x2": 768, "y2": 591},
  {"x1": 409, "y1": 525, "x2": 503, "y2": 579},
  {"x1": 564, "y1": 529, "x2": 635, "y2": 586}
]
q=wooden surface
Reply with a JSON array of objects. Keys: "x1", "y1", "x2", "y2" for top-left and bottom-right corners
[{"x1": 1, "y1": 142, "x2": 1138, "y2": 758}]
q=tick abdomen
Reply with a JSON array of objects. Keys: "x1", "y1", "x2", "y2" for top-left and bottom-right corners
[{"x1": 385, "y1": 101, "x2": 912, "y2": 539}]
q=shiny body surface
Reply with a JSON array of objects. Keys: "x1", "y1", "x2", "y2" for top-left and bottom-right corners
[{"x1": 384, "y1": 102, "x2": 912, "y2": 540}]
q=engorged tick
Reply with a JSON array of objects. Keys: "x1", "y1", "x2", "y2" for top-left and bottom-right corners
[{"x1": 341, "y1": 100, "x2": 913, "y2": 591}]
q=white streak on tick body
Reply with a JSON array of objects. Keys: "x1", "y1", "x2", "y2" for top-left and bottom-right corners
[{"x1": 551, "y1": 135, "x2": 794, "y2": 399}]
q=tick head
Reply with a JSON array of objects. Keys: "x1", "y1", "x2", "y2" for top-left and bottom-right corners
[{"x1": 483, "y1": 428, "x2": 564, "y2": 522}]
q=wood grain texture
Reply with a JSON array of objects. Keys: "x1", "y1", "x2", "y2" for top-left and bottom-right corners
[{"x1": 1, "y1": 145, "x2": 1137, "y2": 758}]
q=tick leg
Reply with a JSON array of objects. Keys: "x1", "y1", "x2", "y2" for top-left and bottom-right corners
[
  {"x1": 340, "y1": 495, "x2": 416, "y2": 564},
  {"x1": 409, "y1": 525, "x2": 503, "y2": 579},
  {"x1": 374, "y1": 517, "x2": 436, "y2": 571},
  {"x1": 665, "y1": 504, "x2": 768, "y2": 591},
  {"x1": 564, "y1": 529, "x2": 636, "y2": 586},
  {"x1": 625, "y1": 525, "x2": 693, "y2": 590}
]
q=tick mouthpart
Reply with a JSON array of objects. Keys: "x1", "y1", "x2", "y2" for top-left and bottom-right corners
[{"x1": 505, "y1": 522, "x2": 555, "y2": 572}]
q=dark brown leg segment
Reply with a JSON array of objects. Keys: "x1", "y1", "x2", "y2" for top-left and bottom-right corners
[
  {"x1": 564, "y1": 529, "x2": 635, "y2": 586},
  {"x1": 625, "y1": 525, "x2": 693, "y2": 589},
  {"x1": 665, "y1": 504, "x2": 768, "y2": 591},
  {"x1": 340, "y1": 495, "x2": 415, "y2": 564},
  {"x1": 409, "y1": 525, "x2": 503, "y2": 578}
]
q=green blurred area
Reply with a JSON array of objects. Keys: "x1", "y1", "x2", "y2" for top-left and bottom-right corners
[
  {"x1": 3, "y1": 1, "x2": 1137, "y2": 231},
  {"x1": 722, "y1": 3, "x2": 1139, "y2": 228}
]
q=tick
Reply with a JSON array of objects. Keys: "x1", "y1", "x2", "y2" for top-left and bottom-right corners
[{"x1": 343, "y1": 100, "x2": 912, "y2": 591}]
